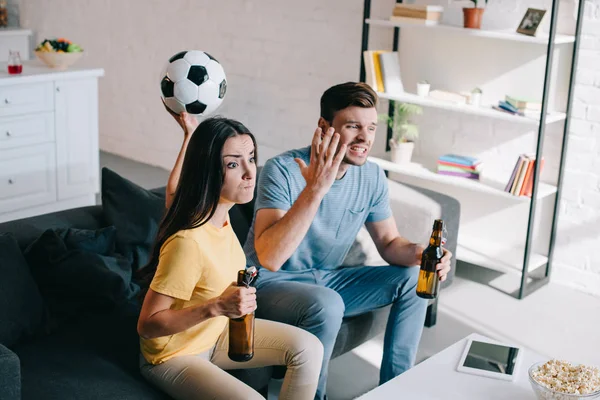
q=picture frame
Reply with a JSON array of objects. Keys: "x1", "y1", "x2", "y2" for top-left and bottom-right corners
[{"x1": 516, "y1": 8, "x2": 547, "y2": 36}]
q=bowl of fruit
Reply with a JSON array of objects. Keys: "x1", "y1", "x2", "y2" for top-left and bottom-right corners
[{"x1": 35, "y1": 38, "x2": 83, "y2": 70}]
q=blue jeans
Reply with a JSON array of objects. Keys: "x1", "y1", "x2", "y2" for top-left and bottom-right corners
[{"x1": 255, "y1": 265, "x2": 428, "y2": 400}]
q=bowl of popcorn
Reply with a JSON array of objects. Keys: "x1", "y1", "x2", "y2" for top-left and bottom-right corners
[{"x1": 529, "y1": 360, "x2": 600, "y2": 400}]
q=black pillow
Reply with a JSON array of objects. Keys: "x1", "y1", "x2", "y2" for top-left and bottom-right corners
[
  {"x1": 101, "y1": 167, "x2": 166, "y2": 271},
  {"x1": 0, "y1": 233, "x2": 45, "y2": 347},
  {"x1": 23, "y1": 227, "x2": 140, "y2": 325}
]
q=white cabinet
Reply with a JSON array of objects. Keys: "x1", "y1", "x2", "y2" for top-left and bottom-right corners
[{"x1": 0, "y1": 62, "x2": 104, "y2": 222}]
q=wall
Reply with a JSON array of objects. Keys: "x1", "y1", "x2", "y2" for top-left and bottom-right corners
[{"x1": 19, "y1": 0, "x2": 600, "y2": 297}]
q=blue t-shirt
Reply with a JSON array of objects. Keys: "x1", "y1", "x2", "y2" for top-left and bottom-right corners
[{"x1": 243, "y1": 146, "x2": 392, "y2": 272}]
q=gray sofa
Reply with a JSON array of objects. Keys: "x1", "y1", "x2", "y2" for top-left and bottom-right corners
[{"x1": 0, "y1": 167, "x2": 459, "y2": 399}]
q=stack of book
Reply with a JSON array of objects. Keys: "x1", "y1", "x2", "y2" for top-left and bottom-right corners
[
  {"x1": 493, "y1": 95, "x2": 542, "y2": 119},
  {"x1": 505, "y1": 154, "x2": 545, "y2": 197},
  {"x1": 390, "y1": 4, "x2": 443, "y2": 25},
  {"x1": 437, "y1": 154, "x2": 482, "y2": 180}
]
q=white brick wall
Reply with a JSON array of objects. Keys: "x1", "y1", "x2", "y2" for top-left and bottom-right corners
[{"x1": 19, "y1": 0, "x2": 600, "y2": 296}]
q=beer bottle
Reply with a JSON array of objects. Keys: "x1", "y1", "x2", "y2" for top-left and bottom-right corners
[
  {"x1": 228, "y1": 267, "x2": 257, "y2": 362},
  {"x1": 416, "y1": 219, "x2": 444, "y2": 299}
]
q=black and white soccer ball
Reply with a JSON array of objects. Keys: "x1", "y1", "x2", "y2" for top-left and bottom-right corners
[{"x1": 160, "y1": 50, "x2": 227, "y2": 116}]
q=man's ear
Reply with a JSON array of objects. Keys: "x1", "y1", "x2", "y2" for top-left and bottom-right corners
[{"x1": 318, "y1": 117, "x2": 330, "y2": 133}]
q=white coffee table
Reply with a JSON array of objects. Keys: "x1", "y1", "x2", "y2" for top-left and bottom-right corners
[{"x1": 357, "y1": 333, "x2": 547, "y2": 399}]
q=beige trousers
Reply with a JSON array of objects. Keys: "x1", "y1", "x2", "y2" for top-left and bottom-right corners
[{"x1": 140, "y1": 319, "x2": 324, "y2": 400}]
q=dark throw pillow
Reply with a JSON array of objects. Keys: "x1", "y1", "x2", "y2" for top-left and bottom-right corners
[
  {"x1": 0, "y1": 233, "x2": 45, "y2": 347},
  {"x1": 101, "y1": 167, "x2": 166, "y2": 271},
  {"x1": 23, "y1": 227, "x2": 140, "y2": 325}
]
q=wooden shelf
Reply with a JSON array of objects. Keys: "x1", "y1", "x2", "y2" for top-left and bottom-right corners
[
  {"x1": 377, "y1": 91, "x2": 566, "y2": 126},
  {"x1": 457, "y1": 234, "x2": 548, "y2": 274},
  {"x1": 366, "y1": 18, "x2": 575, "y2": 45},
  {"x1": 368, "y1": 153, "x2": 558, "y2": 202}
]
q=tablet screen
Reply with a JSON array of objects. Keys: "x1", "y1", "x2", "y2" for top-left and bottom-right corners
[{"x1": 462, "y1": 340, "x2": 520, "y2": 375}]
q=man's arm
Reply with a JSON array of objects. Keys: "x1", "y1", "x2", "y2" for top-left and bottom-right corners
[
  {"x1": 366, "y1": 217, "x2": 452, "y2": 280},
  {"x1": 164, "y1": 108, "x2": 199, "y2": 209},
  {"x1": 254, "y1": 128, "x2": 346, "y2": 271}
]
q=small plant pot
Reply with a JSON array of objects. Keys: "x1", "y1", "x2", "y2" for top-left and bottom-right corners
[
  {"x1": 463, "y1": 7, "x2": 485, "y2": 29},
  {"x1": 417, "y1": 82, "x2": 430, "y2": 97},
  {"x1": 470, "y1": 92, "x2": 482, "y2": 107},
  {"x1": 390, "y1": 140, "x2": 414, "y2": 164}
]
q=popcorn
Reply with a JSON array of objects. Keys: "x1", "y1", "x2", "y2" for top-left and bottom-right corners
[{"x1": 531, "y1": 360, "x2": 600, "y2": 398}]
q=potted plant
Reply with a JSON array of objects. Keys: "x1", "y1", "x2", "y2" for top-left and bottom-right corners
[
  {"x1": 381, "y1": 102, "x2": 423, "y2": 164},
  {"x1": 470, "y1": 87, "x2": 482, "y2": 106},
  {"x1": 417, "y1": 80, "x2": 430, "y2": 97},
  {"x1": 463, "y1": 0, "x2": 487, "y2": 29}
]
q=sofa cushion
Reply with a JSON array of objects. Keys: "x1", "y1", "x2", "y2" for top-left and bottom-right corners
[
  {"x1": 13, "y1": 312, "x2": 168, "y2": 400},
  {"x1": 23, "y1": 227, "x2": 139, "y2": 326},
  {"x1": 101, "y1": 168, "x2": 166, "y2": 271},
  {"x1": 0, "y1": 233, "x2": 45, "y2": 347}
]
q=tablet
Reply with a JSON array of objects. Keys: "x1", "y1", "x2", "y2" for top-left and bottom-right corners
[{"x1": 456, "y1": 338, "x2": 523, "y2": 381}]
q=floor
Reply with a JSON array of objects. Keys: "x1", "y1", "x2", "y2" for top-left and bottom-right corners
[{"x1": 100, "y1": 151, "x2": 600, "y2": 400}]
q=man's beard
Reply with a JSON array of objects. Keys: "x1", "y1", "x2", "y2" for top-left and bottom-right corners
[{"x1": 343, "y1": 153, "x2": 369, "y2": 166}]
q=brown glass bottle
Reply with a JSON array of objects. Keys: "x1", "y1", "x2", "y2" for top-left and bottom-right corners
[
  {"x1": 228, "y1": 270, "x2": 255, "y2": 362},
  {"x1": 416, "y1": 219, "x2": 444, "y2": 299}
]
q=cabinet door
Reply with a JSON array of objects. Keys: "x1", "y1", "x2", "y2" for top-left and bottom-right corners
[
  {"x1": 0, "y1": 143, "x2": 56, "y2": 214},
  {"x1": 55, "y1": 78, "x2": 99, "y2": 200}
]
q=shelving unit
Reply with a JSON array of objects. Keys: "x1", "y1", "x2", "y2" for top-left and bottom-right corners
[
  {"x1": 368, "y1": 153, "x2": 558, "y2": 202},
  {"x1": 359, "y1": 0, "x2": 584, "y2": 299},
  {"x1": 365, "y1": 18, "x2": 576, "y2": 44},
  {"x1": 377, "y1": 91, "x2": 566, "y2": 126}
]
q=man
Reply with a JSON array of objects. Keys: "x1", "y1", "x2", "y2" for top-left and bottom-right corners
[{"x1": 243, "y1": 82, "x2": 452, "y2": 400}]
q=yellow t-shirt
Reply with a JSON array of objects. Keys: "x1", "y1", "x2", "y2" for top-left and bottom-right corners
[{"x1": 140, "y1": 218, "x2": 245, "y2": 365}]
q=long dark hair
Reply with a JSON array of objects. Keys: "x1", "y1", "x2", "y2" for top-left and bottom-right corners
[{"x1": 136, "y1": 116, "x2": 257, "y2": 292}]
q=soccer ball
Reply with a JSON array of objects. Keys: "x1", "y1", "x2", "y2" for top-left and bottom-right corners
[{"x1": 160, "y1": 50, "x2": 227, "y2": 116}]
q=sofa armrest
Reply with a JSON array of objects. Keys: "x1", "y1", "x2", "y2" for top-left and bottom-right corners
[
  {"x1": 0, "y1": 343, "x2": 21, "y2": 400},
  {"x1": 342, "y1": 179, "x2": 460, "y2": 286}
]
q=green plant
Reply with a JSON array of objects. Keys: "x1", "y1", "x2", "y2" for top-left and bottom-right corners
[
  {"x1": 379, "y1": 102, "x2": 423, "y2": 143},
  {"x1": 470, "y1": 0, "x2": 488, "y2": 8}
]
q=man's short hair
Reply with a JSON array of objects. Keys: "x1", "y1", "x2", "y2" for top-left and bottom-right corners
[{"x1": 320, "y1": 82, "x2": 378, "y2": 123}]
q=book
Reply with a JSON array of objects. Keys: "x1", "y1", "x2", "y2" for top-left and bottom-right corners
[
  {"x1": 372, "y1": 50, "x2": 386, "y2": 93},
  {"x1": 498, "y1": 100, "x2": 519, "y2": 114},
  {"x1": 438, "y1": 154, "x2": 481, "y2": 167},
  {"x1": 392, "y1": 5, "x2": 443, "y2": 21},
  {"x1": 522, "y1": 157, "x2": 545, "y2": 197},
  {"x1": 508, "y1": 155, "x2": 526, "y2": 194},
  {"x1": 513, "y1": 157, "x2": 530, "y2": 195},
  {"x1": 389, "y1": 15, "x2": 440, "y2": 25},
  {"x1": 438, "y1": 160, "x2": 482, "y2": 171},
  {"x1": 363, "y1": 51, "x2": 377, "y2": 91},
  {"x1": 437, "y1": 170, "x2": 480, "y2": 179},
  {"x1": 393, "y1": 4, "x2": 444, "y2": 12},
  {"x1": 504, "y1": 157, "x2": 521, "y2": 192},
  {"x1": 505, "y1": 95, "x2": 542, "y2": 111},
  {"x1": 378, "y1": 51, "x2": 404, "y2": 95},
  {"x1": 438, "y1": 165, "x2": 480, "y2": 175}
]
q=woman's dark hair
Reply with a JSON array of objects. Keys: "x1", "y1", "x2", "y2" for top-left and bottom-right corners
[
  {"x1": 136, "y1": 116, "x2": 256, "y2": 292},
  {"x1": 320, "y1": 82, "x2": 378, "y2": 123}
]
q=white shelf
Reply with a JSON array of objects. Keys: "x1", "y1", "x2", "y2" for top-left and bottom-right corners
[
  {"x1": 369, "y1": 153, "x2": 557, "y2": 202},
  {"x1": 366, "y1": 18, "x2": 575, "y2": 45},
  {"x1": 377, "y1": 91, "x2": 566, "y2": 126},
  {"x1": 457, "y1": 235, "x2": 548, "y2": 274}
]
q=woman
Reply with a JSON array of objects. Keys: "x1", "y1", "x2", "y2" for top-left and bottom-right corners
[{"x1": 136, "y1": 113, "x2": 323, "y2": 400}]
